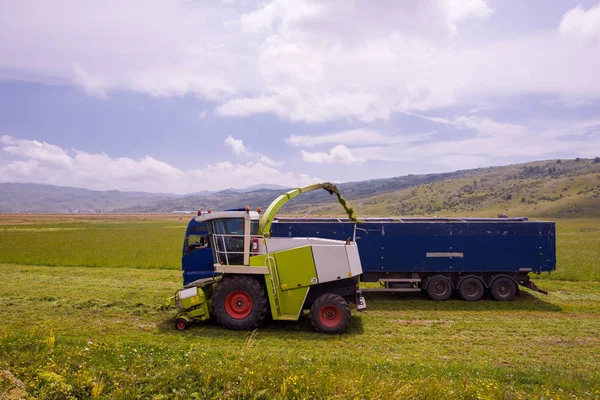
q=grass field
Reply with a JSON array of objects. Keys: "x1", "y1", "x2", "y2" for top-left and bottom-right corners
[
  {"x1": 1, "y1": 215, "x2": 600, "y2": 399},
  {"x1": 1, "y1": 215, "x2": 599, "y2": 280}
]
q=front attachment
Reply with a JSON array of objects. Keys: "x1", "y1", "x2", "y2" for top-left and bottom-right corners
[{"x1": 171, "y1": 278, "x2": 219, "y2": 330}]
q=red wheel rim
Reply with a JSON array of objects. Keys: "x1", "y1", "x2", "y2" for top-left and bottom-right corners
[
  {"x1": 319, "y1": 305, "x2": 341, "y2": 328},
  {"x1": 224, "y1": 290, "x2": 252, "y2": 319},
  {"x1": 176, "y1": 321, "x2": 186, "y2": 330}
]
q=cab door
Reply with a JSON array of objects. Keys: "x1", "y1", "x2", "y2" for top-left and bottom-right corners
[{"x1": 182, "y1": 220, "x2": 214, "y2": 284}]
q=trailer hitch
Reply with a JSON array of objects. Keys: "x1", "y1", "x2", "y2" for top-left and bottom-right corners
[{"x1": 520, "y1": 280, "x2": 548, "y2": 295}]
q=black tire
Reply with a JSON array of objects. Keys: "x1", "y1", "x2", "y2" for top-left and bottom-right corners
[
  {"x1": 310, "y1": 293, "x2": 351, "y2": 334},
  {"x1": 458, "y1": 277, "x2": 485, "y2": 301},
  {"x1": 490, "y1": 277, "x2": 517, "y2": 301},
  {"x1": 212, "y1": 275, "x2": 268, "y2": 330},
  {"x1": 426, "y1": 276, "x2": 453, "y2": 301},
  {"x1": 175, "y1": 318, "x2": 189, "y2": 331}
]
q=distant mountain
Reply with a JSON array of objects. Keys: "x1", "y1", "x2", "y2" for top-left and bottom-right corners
[
  {"x1": 2, "y1": 159, "x2": 599, "y2": 216},
  {"x1": 222, "y1": 184, "x2": 291, "y2": 193},
  {"x1": 0, "y1": 182, "x2": 176, "y2": 213}
]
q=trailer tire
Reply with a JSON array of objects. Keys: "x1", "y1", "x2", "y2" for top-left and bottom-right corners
[
  {"x1": 213, "y1": 276, "x2": 268, "y2": 330},
  {"x1": 458, "y1": 277, "x2": 485, "y2": 301},
  {"x1": 490, "y1": 277, "x2": 517, "y2": 301},
  {"x1": 426, "y1": 276, "x2": 453, "y2": 301},
  {"x1": 310, "y1": 293, "x2": 351, "y2": 334}
]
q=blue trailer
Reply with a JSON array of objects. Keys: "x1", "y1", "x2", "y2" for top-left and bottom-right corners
[{"x1": 182, "y1": 216, "x2": 555, "y2": 301}]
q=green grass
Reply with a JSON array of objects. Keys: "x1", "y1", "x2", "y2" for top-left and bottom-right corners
[
  {"x1": 2, "y1": 216, "x2": 599, "y2": 280},
  {"x1": 1, "y1": 215, "x2": 600, "y2": 399},
  {"x1": 2, "y1": 265, "x2": 600, "y2": 399},
  {"x1": 0, "y1": 216, "x2": 187, "y2": 269},
  {"x1": 549, "y1": 218, "x2": 600, "y2": 281}
]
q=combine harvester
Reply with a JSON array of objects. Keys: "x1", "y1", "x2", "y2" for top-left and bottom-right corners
[
  {"x1": 169, "y1": 183, "x2": 366, "y2": 334},
  {"x1": 182, "y1": 189, "x2": 556, "y2": 304}
]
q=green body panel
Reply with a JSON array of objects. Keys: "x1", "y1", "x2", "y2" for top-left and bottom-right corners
[
  {"x1": 174, "y1": 281, "x2": 217, "y2": 323},
  {"x1": 250, "y1": 246, "x2": 317, "y2": 320},
  {"x1": 273, "y1": 246, "x2": 318, "y2": 289}
]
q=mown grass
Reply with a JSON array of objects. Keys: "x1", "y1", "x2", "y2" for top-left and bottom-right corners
[
  {"x1": 1, "y1": 215, "x2": 599, "y2": 399},
  {"x1": 1, "y1": 265, "x2": 600, "y2": 399}
]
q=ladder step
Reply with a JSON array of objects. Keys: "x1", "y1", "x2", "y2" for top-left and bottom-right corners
[
  {"x1": 379, "y1": 279, "x2": 421, "y2": 283},
  {"x1": 277, "y1": 314, "x2": 298, "y2": 321},
  {"x1": 362, "y1": 288, "x2": 422, "y2": 293}
]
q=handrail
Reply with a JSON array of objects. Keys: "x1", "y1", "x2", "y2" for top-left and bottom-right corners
[{"x1": 211, "y1": 233, "x2": 267, "y2": 265}]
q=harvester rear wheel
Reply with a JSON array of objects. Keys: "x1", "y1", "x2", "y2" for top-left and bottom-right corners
[
  {"x1": 310, "y1": 293, "x2": 351, "y2": 334},
  {"x1": 213, "y1": 276, "x2": 268, "y2": 330}
]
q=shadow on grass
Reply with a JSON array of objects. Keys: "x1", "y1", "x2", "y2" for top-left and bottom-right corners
[
  {"x1": 362, "y1": 290, "x2": 562, "y2": 312},
  {"x1": 157, "y1": 313, "x2": 365, "y2": 339}
]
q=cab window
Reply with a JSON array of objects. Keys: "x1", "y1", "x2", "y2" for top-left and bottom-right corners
[{"x1": 211, "y1": 218, "x2": 244, "y2": 265}]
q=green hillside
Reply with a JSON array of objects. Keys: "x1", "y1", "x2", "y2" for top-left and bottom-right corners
[{"x1": 298, "y1": 158, "x2": 600, "y2": 218}]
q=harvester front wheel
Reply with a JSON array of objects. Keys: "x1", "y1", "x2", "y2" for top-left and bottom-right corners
[
  {"x1": 213, "y1": 276, "x2": 268, "y2": 330},
  {"x1": 175, "y1": 318, "x2": 189, "y2": 331},
  {"x1": 310, "y1": 293, "x2": 351, "y2": 334}
]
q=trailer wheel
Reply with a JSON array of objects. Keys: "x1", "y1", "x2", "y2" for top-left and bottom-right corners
[
  {"x1": 310, "y1": 293, "x2": 351, "y2": 334},
  {"x1": 175, "y1": 318, "x2": 189, "y2": 331},
  {"x1": 213, "y1": 276, "x2": 268, "y2": 330},
  {"x1": 458, "y1": 277, "x2": 485, "y2": 301},
  {"x1": 426, "y1": 276, "x2": 453, "y2": 301},
  {"x1": 490, "y1": 277, "x2": 517, "y2": 301}
]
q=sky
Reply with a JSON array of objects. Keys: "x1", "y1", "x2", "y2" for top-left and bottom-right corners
[{"x1": 1, "y1": 0, "x2": 600, "y2": 194}]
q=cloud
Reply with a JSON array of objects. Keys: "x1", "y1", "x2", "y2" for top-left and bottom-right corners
[
  {"x1": 224, "y1": 135, "x2": 248, "y2": 155},
  {"x1": 293, "y1": 116, "x2": 600, "y2": 170},
  {"x1": 0, "y1": 135, "x2": 318, "y2": 193},
  {"x1": 198, "y1": 109, "x2": 208, "y2": 119},
  {"x1": 72, "y1": 63, "x2": 108, "y2": 98},
  {"x1": 258, "y1": 155, "x2": 283, "y2": 167},
  {"x1": 224, "y1": 135, "x2": 284, "y2": 167},
  {"x1": 301, "y1": 145, "x2": 365, "y2": 164},
  {"x1": 559, "y1": 3, "x2": 600, "y2": 42},
  {"x1": 1, "y1": 1, "x2": 600, "y2": 124},
  {"x1": 286, "y1": 129, "x2": 431, "y2": 147}
]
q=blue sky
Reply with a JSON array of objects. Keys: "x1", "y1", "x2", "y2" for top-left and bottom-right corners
[{"x1": 1, "y1": 0, "x2": 599, "y2": 194}]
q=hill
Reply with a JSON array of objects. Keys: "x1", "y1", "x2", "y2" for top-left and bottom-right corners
[
  {"x1": 1, "y1": 158, "x2": 599, "y2": 216},
  {"x1": 0, "y1": 183, "x2": 176, "y2": 213},
  {"x1": 114, "y1": 170, "x2": 469, "y2": 213},
  {"x1": 302, "y1": 158, "x2": 600, "y2": 218}
]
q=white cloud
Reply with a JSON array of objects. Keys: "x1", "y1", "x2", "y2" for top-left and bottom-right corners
[
  {"x1": 0, "y1": 136, "x2": 318, "y2": 193},
  {"x1": 224, "y1": 135, "x2": 248, "y2": 155},
  {"x1": 224, "y1": 135, "x2": 285, "y2": 167},
  {"x1": 301, "y1": 145, "x2": 365, "y2": 164},
  {"x1": 1, "y1": 0, "x2": 600, "y2": 124},
  {"x1": 559, "y1": 3, "x2": 600, "y2": 42},
  {"x1": 286, "y1": 129, "x2": 431, "y2": 147},
  {"x1": 293, "y1": 116, "x2": 600, "y2": 170},
  {"x1": 258, "y1": 155, "x2": 283, "y2": 167},
  {"x1": 240, "y1": 0, "x2": 323, "y2": 34},
  {"x1": 444, "y1": 0, "x2": 492, "y2": 27},
  {"x1": 198, "y1": 109, "x2": 208, "y2": 119}
]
